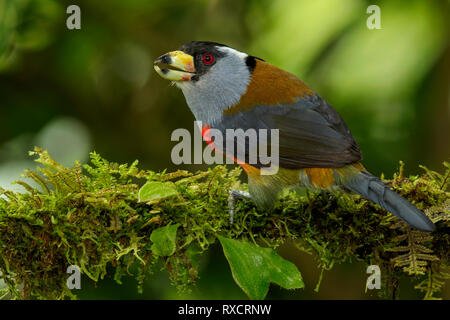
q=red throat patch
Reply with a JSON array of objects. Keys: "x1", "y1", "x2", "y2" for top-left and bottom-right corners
[{"x1": 201, "y1": 124, "x2": 245, "y2": 166}]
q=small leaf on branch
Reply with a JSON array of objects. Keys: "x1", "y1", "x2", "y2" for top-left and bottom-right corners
[
  {"x1": 150, "y1": 224, "x2": 180, "y2": 256},
  {"x1": 138, "y1": 181, "x2": 178, "y2": 202},
  {"x1": 218, "y1": 236, "x2": 304, "y2": 300}
]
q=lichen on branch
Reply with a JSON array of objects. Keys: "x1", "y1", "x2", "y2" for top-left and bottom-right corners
[{"x1": 0, "y1": 147, "x2": 448, "y2": 299}]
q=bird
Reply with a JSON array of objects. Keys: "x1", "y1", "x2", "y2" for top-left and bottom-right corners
[{"x1": 153, "y1": 41, "x2": 436, "y2": 232}]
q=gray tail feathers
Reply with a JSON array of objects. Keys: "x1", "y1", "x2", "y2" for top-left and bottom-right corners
[{"x1": 342, "y1": 171, "x2": 436, "y2": 232}]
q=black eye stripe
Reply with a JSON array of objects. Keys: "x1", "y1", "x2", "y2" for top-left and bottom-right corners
[{"x1": 177, "y1": 42, "x2": 228, "y2": 81}]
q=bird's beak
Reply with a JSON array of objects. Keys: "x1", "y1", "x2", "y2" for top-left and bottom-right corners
[{"x1": 153, "y1": 51, "x2": 195, "y2": 81}]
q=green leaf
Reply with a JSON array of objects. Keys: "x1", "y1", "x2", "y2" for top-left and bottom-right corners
[
  {"x1": 138, "y1": 181, "x2": 178, "y2": 202},
  {"x1": 150, "y1": 224, "x2": 180, "y2": 256},
  {"x1": 218, "y1": 236, "x2": 304, "y2": 300}
]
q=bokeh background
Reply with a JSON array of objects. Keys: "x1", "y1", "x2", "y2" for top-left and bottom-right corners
[{"x1": 0, "y1": 0, "x2": 448, "y2": 299}]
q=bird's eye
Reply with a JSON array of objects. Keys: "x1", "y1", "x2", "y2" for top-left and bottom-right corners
[{"x1": 202, "y1": 54, "x2": 214, "y2": 65}]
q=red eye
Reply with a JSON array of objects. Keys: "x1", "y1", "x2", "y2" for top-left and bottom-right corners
[{"x1": 202, "y1": 54, "x2": 214, "y2": 65}]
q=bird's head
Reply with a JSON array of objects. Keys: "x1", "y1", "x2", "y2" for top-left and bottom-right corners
[{"x1": 154, "y1": 41, "x2": 258, "y2": 124}]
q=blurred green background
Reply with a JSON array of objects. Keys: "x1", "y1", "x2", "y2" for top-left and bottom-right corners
[{"x1": 0, "y1": 0, "x2": 448, "y2": 299}]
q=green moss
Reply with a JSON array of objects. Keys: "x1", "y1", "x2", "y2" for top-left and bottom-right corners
[{"x1": 0, "y1": 148, "x2": 448, "y2": 299}]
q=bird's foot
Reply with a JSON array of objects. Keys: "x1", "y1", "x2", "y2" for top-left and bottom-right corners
[{"x1": 227, "y1": 189, "x2": 251, "y2": 225}]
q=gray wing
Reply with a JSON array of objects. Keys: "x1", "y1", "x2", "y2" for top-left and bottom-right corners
[{"x1": 213, "y1": 94, "x2": 362, "y2": 169}]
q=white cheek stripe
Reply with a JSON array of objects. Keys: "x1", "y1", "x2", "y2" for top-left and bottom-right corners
[{"x1": 217, "y1": 46, "x2": 248, "y2": 60}]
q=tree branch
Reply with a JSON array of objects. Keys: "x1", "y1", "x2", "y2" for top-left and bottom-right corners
[{"x1": 0, "y1": 148, "x2": 448, "y2": 299}]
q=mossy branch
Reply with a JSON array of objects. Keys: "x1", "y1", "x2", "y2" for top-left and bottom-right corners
[{"x1": 0, "y1": 147, "x2": 448, "y2": 299}]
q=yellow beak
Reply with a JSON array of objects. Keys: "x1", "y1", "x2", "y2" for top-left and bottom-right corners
[{"x1": 153, "y1": 51, "x2": 195, "y2": 81}]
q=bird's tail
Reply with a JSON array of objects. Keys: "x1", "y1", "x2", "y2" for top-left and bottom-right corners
[{"x1": 341, "y1": 170, "x2": 436, "y2": 232}]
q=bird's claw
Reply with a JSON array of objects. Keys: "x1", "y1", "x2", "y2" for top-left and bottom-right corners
[{"x1": 227, "y1": 189, "x2": 251, "y2": 225}]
